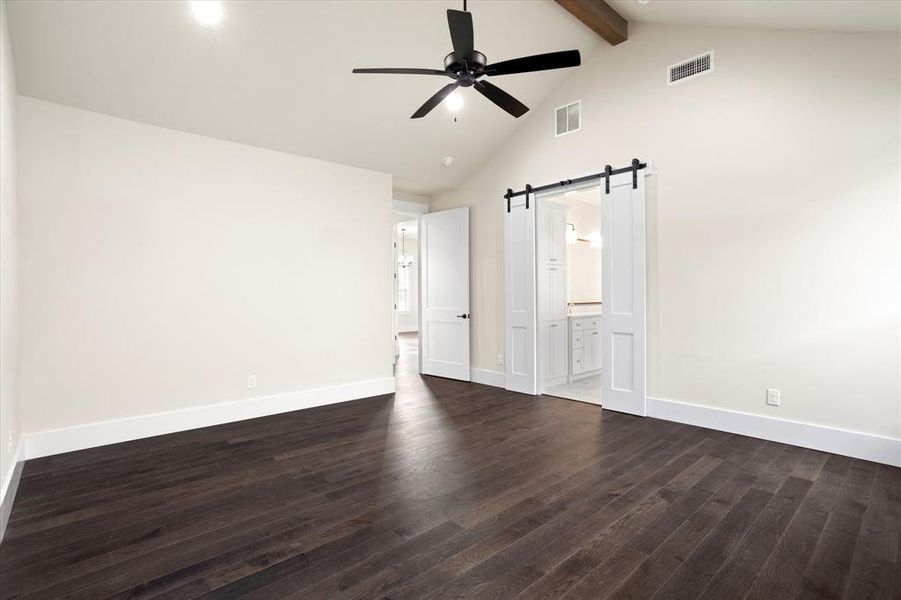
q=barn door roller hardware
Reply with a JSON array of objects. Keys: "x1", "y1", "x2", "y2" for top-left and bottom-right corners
[{"x1": 505, "y1": 159, "x2": 646, "y2": 210}]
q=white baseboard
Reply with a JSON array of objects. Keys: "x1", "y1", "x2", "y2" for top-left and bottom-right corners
[
  {"x1": 647, "y1": 397, "x2": 901, "y2": 468},
  {"x1": 470, "y1": 368, "x2": 505, "y2": 388},
  {"x1": 0, "y1": 439, "x2": 24, "y2": 543},
  {"x1": 24, "y1": 377, "x2": 396, "y2": 460}
]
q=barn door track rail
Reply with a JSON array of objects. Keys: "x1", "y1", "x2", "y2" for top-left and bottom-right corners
[{"x1": 506, "y1": 158, "x2": 646, "y2": 212}]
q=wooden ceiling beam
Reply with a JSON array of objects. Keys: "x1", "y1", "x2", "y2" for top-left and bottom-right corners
[{"x1": 555, "y1": 0, "x2": 628, "y2": 46}]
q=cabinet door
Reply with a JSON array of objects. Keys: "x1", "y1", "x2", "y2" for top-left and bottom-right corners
[
  {"x1": 549, "y1": 322, "x2": 567, "y2": 379},
  {"x1": 541, "y1": 321, "x2": 568, "y2": 380},
  {"x1": 549, "y1": 266, "x2": 566, "y2": 321},
  {"x1": 539, "y1": 204, "x2": 567, "y2": 266},
  {"x1": 541, "y1": 265, "x2": 567, "y2": 322},
  {"x1": 586, "y1": 329, "x2": 602, "y2": 371},
  {"x1": 548, "y1": 206, "x2": 567, "y2": 264}
]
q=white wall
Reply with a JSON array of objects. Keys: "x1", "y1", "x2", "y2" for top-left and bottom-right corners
[
  {"x1": 0, "y1": 0, "x2": 21, "y2": 516},
  {"x1": 17, "y1": 97, "x2": 394, "y2": 438},
  {"x1": 432, "y1": 24, "x2": 900, "y2": 440},
  {"x1": 393, "y1": 190, "x2": 431, "y2": 205}
]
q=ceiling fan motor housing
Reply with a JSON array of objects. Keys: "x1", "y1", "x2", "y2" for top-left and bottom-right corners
[{"x1": 444, "y1": 50, "x2": 487, "y2": 86}]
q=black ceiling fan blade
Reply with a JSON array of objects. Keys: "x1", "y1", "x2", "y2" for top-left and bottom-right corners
[
  {"x1": 352, "y1": 68, "x2": 448, "y2": 76},
  {"x1": 447, "y1": 9, "x2": 474, "y2": 58},
  {"x1": 411, "y1": 82, "x2": 460, "y2": 119},
  {"x1": 474, "y1": 80, "x2": 528, "y2": 118},
  {"x1": 485, "y1": 50, "x2": 581, "y2": 76}
]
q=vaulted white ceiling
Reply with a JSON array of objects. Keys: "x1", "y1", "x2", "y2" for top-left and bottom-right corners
[
  {"x1": 7, "y1": 1, "x2": 898, "y2": 197},
  {"x1": 6, "y1": 0, "x2": 600, "y2": 196},
  {"x1": 610, "y1": 0, "x2": 901, "y2": 34}
]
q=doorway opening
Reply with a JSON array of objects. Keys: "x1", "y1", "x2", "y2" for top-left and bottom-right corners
[
  {"x1": 391, "y1": 210, "x2": 419, "y2": 365},
  {"x1": 391, "y1": 203, "x2": 471, "y2": 382},
  {"x1": 504, "y1": 163, "x2": 648, "y2": 416},
  {"x1": 395, "y1": 220, "x2": 419, "y2": 335},
  {"x1": 537, "y1": 184, "x2": 603, "y2": 405}
]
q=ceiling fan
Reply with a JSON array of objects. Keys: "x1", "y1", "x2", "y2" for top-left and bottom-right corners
[{"x1": 352, "y1": 1, "x2": 581, "y2": 119}]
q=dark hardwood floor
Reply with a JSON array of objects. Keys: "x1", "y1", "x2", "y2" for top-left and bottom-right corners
[{"x1": 1, "y1": 333, "x2": 898, "y2": 599}]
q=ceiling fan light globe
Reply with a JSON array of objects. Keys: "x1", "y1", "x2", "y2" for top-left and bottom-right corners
[{"x1": 445, "y1": 92, "x2": 464, "y2": 112}]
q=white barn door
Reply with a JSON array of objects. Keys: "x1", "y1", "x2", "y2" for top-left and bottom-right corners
[
  {"x1": 601, "y1": 172, "x2": 647, "y2": 415},
  {"x1": 504, "y1": 194, "x2": 537, "y2": 394},
  {"x1": 420, "y1": 207, "x2": 471, "y2": 380}
]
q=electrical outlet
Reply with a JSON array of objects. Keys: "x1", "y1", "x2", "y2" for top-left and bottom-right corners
[
  {"x1": 497, "y1": 353, "x2": 504, "y2": 366},
  {"x1": 7, "y1": 432, "x2": 12, "y2": 452},
  {"x1": 766, "y1": 388, "x2": 781, "y2": 407},
  {"x1": 247, "y1": 375, "x2": 257, "y2": 390}
]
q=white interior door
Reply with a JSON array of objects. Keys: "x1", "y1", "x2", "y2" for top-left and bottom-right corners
[
  {"x1": 505, "y1": 194, "x2": 538, "y2": 394},
  {"x1": 601, "y1": 172, "x2": 647, "y2": 415},
  {"x1": 420, "y1": 207, "x2": 470, "y2": 380}
]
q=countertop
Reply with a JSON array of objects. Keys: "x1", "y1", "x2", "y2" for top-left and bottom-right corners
[{"x1": 568, "y1": 311, "x2": 602, "y2": 318}]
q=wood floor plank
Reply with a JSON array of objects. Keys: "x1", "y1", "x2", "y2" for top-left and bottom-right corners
[
  {"x1": 744, "y1": 454, "x2": 854, "y2": 600},
  {"x1": 841, "y1": 465, "x2": 901, "y2": 600},
  {"x1": 559, "y1": 436, "x2": 771, "y2": 599},
  {"x1": 697, "y1": 475, "x2": 813, "y2": 600},
  {"x1": 378, "y1": 423, "x2": 703, "y2": 600},
  {"x1": 795, "y1": 462, "x2": 877, "y2": 599},
  {"x1": 0, "y1": 333, "x2": 896, "y2": 600}
]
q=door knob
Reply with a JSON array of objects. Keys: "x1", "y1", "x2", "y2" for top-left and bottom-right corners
[{"x1": 456, "y1": 313, "x2": 469, "y2": 319}]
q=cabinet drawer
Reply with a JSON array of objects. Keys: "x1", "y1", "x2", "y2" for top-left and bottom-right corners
[
  {"x1": 572, "y1": 317, "x2": 600, "y2": 331},
  {"x1": 571, "y1": 331, "x2": 583, "y2": 349},
  {"x1": 572, "y1": 349, "x2": 584, "y2": 374}
]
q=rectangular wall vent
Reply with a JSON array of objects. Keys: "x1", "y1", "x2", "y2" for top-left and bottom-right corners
[
  {"x1": 668, "y1": 51, "x2": 713, "y2": 85},
  {"x1": 555, "y1": 101, "x2": 581, "y2": 136}
]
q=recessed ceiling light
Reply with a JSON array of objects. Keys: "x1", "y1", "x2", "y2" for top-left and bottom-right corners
[
  {"x1": 441, "y1": 156, "x2": 454, "y2": 168},
  {"x1": 444, "y1": 92, "x2": 464, "y2": 113},
  {"x1": 190, "y1": 1, "x2": 225, "y2": 27}
]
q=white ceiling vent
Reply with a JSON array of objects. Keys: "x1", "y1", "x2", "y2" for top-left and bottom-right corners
[
  {"x1": 668, "y1": 51, "x2": 713, "y2": 86},
  {"x1": 555, "y1": 101, "x2": 581, "y2": 137}
]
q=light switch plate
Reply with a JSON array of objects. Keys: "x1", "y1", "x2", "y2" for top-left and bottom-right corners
[{"x1": 766, "y1": 388, "x2": 781, "y2": 406}]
